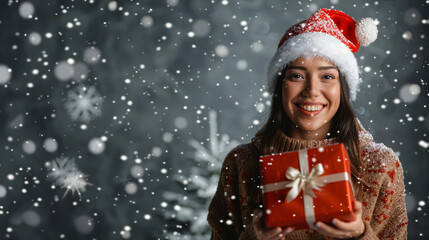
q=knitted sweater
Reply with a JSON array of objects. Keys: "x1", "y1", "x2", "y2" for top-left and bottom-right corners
[{"x1": 207, "y1": 126, "x2": 408, "y2": 239}]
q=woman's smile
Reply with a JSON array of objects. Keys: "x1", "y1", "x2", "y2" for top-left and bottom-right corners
[{"x1": 294, "y1": 101, "x2": 327, "y2": 116}]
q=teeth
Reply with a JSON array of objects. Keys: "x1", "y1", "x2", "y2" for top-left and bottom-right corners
[{"x1": 298, "y1": 104, "x2": 323, "y2": 111}]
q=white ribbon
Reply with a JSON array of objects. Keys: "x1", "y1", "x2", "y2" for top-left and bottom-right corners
[
  {"x1": 284, "y1": 162, "x2": 325, "y2": 203},
  {"x1": 262, "y1": 149, "x2": 354, "y2": 227}
]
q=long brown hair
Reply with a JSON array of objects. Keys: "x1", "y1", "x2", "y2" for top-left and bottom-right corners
[{"x1": 260, "y1": 66, "x2": 363, "y2": 183}]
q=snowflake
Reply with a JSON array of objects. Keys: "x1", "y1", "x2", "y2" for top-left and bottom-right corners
[
  {"x1": 64, "y1": 85, "x2": 103, "y2": 123},
  {"x1": 116, "y1": 175, "x2": 132, "y2": 185},
  {"x1": 47, "y1": 157, "x2": 90, "y2": 198}
]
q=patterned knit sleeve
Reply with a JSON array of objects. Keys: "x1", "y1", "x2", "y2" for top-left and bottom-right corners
[
  {"x1": 359, "y1": 145, "x2": 408, "y2": 239},
  {"x1": 207, "y1": 147, "x2": 258, "y2": 240}
]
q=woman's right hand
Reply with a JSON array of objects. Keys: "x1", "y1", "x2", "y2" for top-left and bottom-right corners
[{"x1": 252, "y1": 209, "x2": 294, "y2": 240}]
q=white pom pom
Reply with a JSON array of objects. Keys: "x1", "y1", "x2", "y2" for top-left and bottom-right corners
[{"x1": 355, "y1": 18, "x2": 378, "y2": 47}]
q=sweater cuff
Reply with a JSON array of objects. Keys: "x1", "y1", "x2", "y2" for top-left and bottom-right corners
[
  {"x1": 355, "y1": 220, "x2": 378, "y2": 240},
  {"x1": 238, "y1": 223, "x2": 257, "y2": 240}
]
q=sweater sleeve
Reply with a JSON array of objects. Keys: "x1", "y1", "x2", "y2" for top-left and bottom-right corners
[
  {"x1": 358, "y1": 147, "x2": 408, "y2": 239},
  {"x1": 207, "y1": 148, "x2": 258, "y2": 240}
]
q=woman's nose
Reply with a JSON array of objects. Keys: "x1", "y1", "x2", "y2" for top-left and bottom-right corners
[{"x1": 302, "y1": 76, "x2": 321, "y2": 97}]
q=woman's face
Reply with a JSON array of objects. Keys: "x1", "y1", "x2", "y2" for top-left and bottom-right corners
[{"x1": 282, "y1": 57, "x2": 341, "y2": 140}]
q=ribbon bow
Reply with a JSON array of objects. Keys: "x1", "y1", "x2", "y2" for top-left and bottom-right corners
[{"x1": 284, "y1": 163, "x2": 325, "y2": 203}]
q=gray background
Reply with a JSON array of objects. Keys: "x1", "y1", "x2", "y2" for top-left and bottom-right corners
[{"x1": 0, "y1": 0, "x2": 428, "y2": 239}]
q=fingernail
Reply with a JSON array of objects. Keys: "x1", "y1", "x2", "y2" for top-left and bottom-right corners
[
  {"x1": 332, "y1": 219, "x2": 337, "y2": 225},
  {"x1": 315, "y1": 223, "x2": 321, "y2": 228},
  {"x1": 284, "y1": 228, "x2": 292, "y2": 234},
  {"x1": 257, "y1": 211, "x2": 262, "y2": 217},
  {"x1": 276, "y1": 228, "x2": 281, "y2": 233}
]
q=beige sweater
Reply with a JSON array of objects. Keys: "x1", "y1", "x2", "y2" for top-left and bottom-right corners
[{"x1": 208, "y1": 126, "x2": 408, "y2": 239}]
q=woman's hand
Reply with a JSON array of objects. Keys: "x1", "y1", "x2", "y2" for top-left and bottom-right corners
[
  {"x1": 313, "y1": 201, "x2": 365, "y2": 238},
  {"x1": 252, "y1": 209, "x2": 294, "y2": 240}
]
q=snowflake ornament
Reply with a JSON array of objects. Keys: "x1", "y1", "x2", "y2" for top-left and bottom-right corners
[
  {"x1": 47, "y1": 157, "x2": 90, "y2": 198},
  {"x1": 64, "y1": 85, "x2": 103, "y2": 123},
  {"x1": 59, "y1": 171, "x2": 89, "y2": 198},
  {"x1": 47, "y1": 157, "x2": 76, "y2": 180}
]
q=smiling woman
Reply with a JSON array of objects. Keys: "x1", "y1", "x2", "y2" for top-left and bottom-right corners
[{"x1": 208, "y1": 8, "x2": 408, "y2": 240}]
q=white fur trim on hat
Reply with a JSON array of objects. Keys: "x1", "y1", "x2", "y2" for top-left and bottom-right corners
[{"x1": 267, "y1": 32, "x2": 361, "y2": 101}]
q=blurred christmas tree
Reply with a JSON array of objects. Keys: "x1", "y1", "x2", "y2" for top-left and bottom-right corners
[{"x1": 160, "y1": 110, "x2": 239, "y2": 240}]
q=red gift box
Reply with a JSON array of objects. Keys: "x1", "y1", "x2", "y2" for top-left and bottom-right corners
[{"x1": 259, "y1": 143, "x2": 356, "y2": 229}]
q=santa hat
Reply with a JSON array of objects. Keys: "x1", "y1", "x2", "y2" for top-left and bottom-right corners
[{"x1": 267, "y1": 9, "x2": 378, "y2": 100}]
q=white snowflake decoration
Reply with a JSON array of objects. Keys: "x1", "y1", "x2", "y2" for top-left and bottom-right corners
[
  {"x1": 64, "y1": 85, "x2": 103, "y2": 123},
  {"x1": 47, "y1": 157, "x2": 90, "y2": 198}
]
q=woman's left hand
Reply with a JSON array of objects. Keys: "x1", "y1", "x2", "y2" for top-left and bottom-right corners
[{"x1": 313, "y1": 201, "x2": 365, "y2": 238}]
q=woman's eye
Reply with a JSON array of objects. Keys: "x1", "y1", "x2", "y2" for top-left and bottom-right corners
[
  {"x1": 289, "y1": 74, "x2": 304, "y2": 79},
  {"x1": 323, "y1": 75, "x2": 335, "y2": 79}
]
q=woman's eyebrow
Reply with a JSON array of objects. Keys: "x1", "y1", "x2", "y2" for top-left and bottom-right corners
[
  {"x1": 318, "y1": 66, "x2": 337, "y2": 70},
  {"x1": 286, "y1": 66, "x2": 337, "y2": 71},
  {"x1": 286, "y1": 66, "x2": 306, "y2": 70}
]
